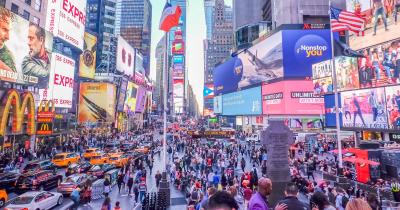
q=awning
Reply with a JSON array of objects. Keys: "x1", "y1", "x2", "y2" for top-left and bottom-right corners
[{"x1": 342, "y1": 157, "x2": 380, "y2": 166}]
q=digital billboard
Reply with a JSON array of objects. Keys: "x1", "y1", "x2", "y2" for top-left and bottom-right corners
[
  {"x1": 135, "y1": 86, "x2": 146, "y2": 113},
  {"x1": 347, "y1": 0, "x2": 400, "y2": 50},
  {"x1": 336, "y1": 56, "x2": 360, "y2": 91},
  {"x1": 282, "y1": 29, "x2": 332, "y2": 78},
  {"x1": 262, "y1": 80, "x2": 325, "y2": 115},
  {"x1": 222, "y1": 86, "x2": 262, "y2": 116},
  {"x1": 173, "y1": 55, "x2": 184, "y2": 64},
  {"x1": 117, "y1": 78, "x2": 128, "y2": 112},
  {"x1": 172, "y1": 41, "x2": 184, "y2": 55},
  {"x1": 173, "y1": 79, "x2": 184, "y2": 98},
  {"x1": 79, "y1": 32, "x2": 97, "y2": 79},
  {"x1": 116, "y1": 36, "x2": 134, "y2": 77},
  {"x1": 312, "y1": 60, "x2": 332, "y2": 79},
  {"x1": 124, "y1": 82, "x2": 137, "y2": 112},
  {"x1": 40, "y1": 53, "x2": 75, "y2": 108},
  {"x1": 324, "y1": 93, "x2": 342, "y2": 127},
  {"x1": 357, "y1": 39, "x2": 400, "y2": 88},
  {"x1": 341, "y1": 88, "x2": 388, "y2": 130},
  {"x1": 45, "y1": 0, "x2": 86, "y2": 50},
  {"x1": 78, "y1": 83, "x2": 116, "y2": 123},
  {"x1": 214, "y1": 32, "x2": 283, "y2": 95},
  {"x1": 313, "y1": 77, "x2": 333, "y2": 95},
  {"x1": 0, "y1": 7, "x2": 53, "y2": 87},
  {"x1": 214, "y1": 95, "x2": 222, "y2": 114},
  {"x1": 204, "y1": 84, "x2": 214, "y2": 99},
  {"x1": 385, "y1": 85, "x2": 400, "y2": 130}
]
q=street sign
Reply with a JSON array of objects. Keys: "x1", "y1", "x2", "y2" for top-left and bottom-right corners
[{"x1": 36, "y1": 122, "x2": 53, "y2": 135}]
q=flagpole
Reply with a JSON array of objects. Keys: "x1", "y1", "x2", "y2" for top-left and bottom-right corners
[{"x1": 329, "y1": 0, "x2": 343, "y2": 174}]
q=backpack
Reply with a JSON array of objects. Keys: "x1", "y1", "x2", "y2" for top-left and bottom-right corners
[{"x1": 342, "y1": 195, "x2": 349, "y2": 208}]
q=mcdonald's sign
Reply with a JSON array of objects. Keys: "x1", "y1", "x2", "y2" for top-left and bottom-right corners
[
  {"x1": 36, "y1": 122, "x2": 53, "y2": 135},
  {"x1": 0, "y1": 89, "x2": 36, "y2": 136},
  {"x1": 37, "y1": 100, "x2": 55, "y2": 123}
]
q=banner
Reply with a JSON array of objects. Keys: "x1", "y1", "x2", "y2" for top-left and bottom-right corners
[
  {"x1": 116, "y1": 36, "x2": 134, "y2": 77},
  {"x1": 45, "y1": 0, "x2": 86, "y2": 50},
  {"x1": 135, "y1": 86, "x2": 147, "y2": 113},
  {"x1": 335, "y1": 56, "x2": 360, "y2": 91},
  {"x1": 117, "y1": 78, "x2": 128, "y2": 112},
  {"x1": 124, "y1": 82, "x2": 138, "y2": 112},
  {"x1": 0, "y1": 7, "x2": 53, "y2": 87},
  {"x1": 78, "y1": 83, "x2": 116, "y2": 123},
  {"x1": 173, "y1": 55, "x2": 184, "y2": 64},
  {"x1": 204, "y1": 83, "x2": 214, "y2": 99},
  {"x1": 79, "y1": 32, "x2": 97, "y2": 79},
  {"x1": 222, "y1": 86, "x2": 262, "y2": 116},
  {"x1": 214, "y1": 95, "x2": 222, "y2": 114}
]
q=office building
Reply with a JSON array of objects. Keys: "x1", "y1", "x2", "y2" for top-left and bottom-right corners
[
  {"x1": 155, "y1": 35, "x2": 165, "y2": 113},
  {"x1": 232, "y1": 0, "x2": 264, "y2": 31},
  {"x1": 2, "y1": 0, "x2": 48, "y2": 28}
]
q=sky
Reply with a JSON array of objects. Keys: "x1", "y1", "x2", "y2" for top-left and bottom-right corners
[{"x1": 150, "y1": 0, "x2": 232, "y2": 112}]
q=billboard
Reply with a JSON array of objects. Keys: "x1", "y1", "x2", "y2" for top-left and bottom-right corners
[
  {"x1": 312, "y1": 59, "x2": 333, "y2": 95},
  {"x1": 341, "y1": 88, "x2": 388, "y2": 130},
  {"x1": 324, "y1": 93, "x2": 342, "y2": 127},
  {"x1": 117, "y1": 78, "x2": 128, "y2": 112},
  {"x1": 357, "y1": 40, "x2": 400, "y2": 88},
  {"x1": 0, "y1": 7, "x2": 53, "y2": 87},
  {"x1": 135, "y1": 86, "x2": 146, "y2": 113},
  {"x1": 124, "y1": 82, "x2": 138, "y2": 112},
  {"x1": 45, "y1": 0, "x2": 86, "y2": 50},
  {"x1": 385, "y1": 85, "x2": 400, "y2": 130},
  {"x1": 282, "y1": 29, "x2": 332, "y2": 78},
  {"x1": 347, "y1": 0, "x2": 400, "y2": 50},
  {"x1": 214, "y1": 95, "x2": 223, "y2": 114},
  {"x1": 173, "y1": 55, "x2": 184, "y2": 64},
  {"x1": 173, "y1": 79, "x2": 184, "y2": 98},
  {"x1": 172, "y1": 41, "x2": 184, "y2": 54},
  {"x1": 79, "y1": 32, "x2": 97, "y2": 79},
  {"x1": 222, "y1": 86, "x2": 262, "y2": 116},
  {"x1": 336, "y1": 56, "x2": 360, "y2": 91},
  {"x1": 214, "y1": 32, "x2": 283, "y2": 95},
  {"x1": 78, "y1": 83, "x2": 116, "y2": 123},
  {"x1": 262, "y1": 80, "x2": 325, "y2": 115},
  {"x1": 204, "y1": 84, "x2": 214, "y2": 99},
  {"x1": 40, "y1": 53, "x2": 75, "y2": 108},
  {"x1": 116, "y1": 36, "x2": 134, "y2": 77}
]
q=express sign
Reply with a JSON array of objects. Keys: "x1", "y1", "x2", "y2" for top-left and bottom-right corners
[{"x1": 46, "y1": 0, "x2": 87, "y2": 50}]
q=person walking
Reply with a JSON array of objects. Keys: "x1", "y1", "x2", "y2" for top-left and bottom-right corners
[
  {"x1": 139, "y1": 177, "x2": 147, "y2": 203},
  {"x1": 155, "y1": 170, "x2": 162, "y2": 188},
  {"x1": 103, "y1": 177, "x2": 111, "y2": 198},
  {"x1": 101, "y1": 197, "x2": 112, "y2": 210},
  {"x1": 276, "y1": 183, "x2": 310, "y2": 210},
  {"x1": 117, "y1": 171, "x2": 124, "y2": 193},
  {"x1": 127, "y1": 173, "x2": 134, "y2": 195}
]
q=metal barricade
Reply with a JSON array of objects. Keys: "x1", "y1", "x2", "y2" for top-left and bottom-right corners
[
  {"x1": 382, "y1": 200, "x2": 400, "y2": 210},
  {"x1": 91, "y1": 179, "x2": 105, "y2": 200}
]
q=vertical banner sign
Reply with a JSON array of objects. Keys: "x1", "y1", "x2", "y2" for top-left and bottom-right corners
[
  {"x1": 79, "y1": 32, "x2": 97, "y2": 79},
  {"x1": 36, "y1": 100, "x2": 55, "y2": 135}
]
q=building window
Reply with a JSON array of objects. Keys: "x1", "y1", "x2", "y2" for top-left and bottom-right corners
[
  {"x1": 11, "y1": 3, "x2": 19, "y2": 14},
  {"x1": 23, "y1": 10, "x2": 30, "y2": 20},
  {"x1": 34, "y1": 0, "x2": 41, "y2": 11},
  {"x1": 32, "y1": 16, "x2": 39, "y2": 25},
  {"x1": 25, "y1": 0, "x2": 31, "y2": 6},
  {"x1": 0, "y1": 0, "x2": 5, "y2": 7}
]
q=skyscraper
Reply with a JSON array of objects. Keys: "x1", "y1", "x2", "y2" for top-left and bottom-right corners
[
  {"x1": 204, "y1": 0, "x2": 215, "y2": 40},
  {"x1": 2, "y1": 0, "x2": 48, "y2": 28},
  {"x1": 155, "y1": 35, "x2": 165, "y2": 113},
  {"x1": 233, "y1": 0, "x2": 264, "y2": 31},
  {"x1": 115, "y1": 0, "x2": 152, "y2": 76}
]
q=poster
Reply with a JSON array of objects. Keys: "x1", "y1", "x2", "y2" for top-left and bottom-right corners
[
  {"x1": 79, "y1": 32, "x2": 97, "y2": 79},
  {"x1": 124, "y1": 82, "x2": 138, "y2": 112},
  {"x1": 336, "y1": 56, "x2": 360, "y2": 91},
  {"x1": 385, "y1": 85, "x2": 400, "y2": 130}
]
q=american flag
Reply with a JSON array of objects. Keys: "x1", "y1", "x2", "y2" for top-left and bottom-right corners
[{"x1": 330, "y1": 7, "x2": 364, "y2": 33}]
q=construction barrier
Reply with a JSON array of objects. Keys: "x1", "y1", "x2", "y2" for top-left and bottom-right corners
[{"x1": 91, "y1": 179, "x2": 105, "y2": 200}]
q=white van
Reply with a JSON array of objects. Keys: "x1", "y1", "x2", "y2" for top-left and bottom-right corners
[{"x1": 246, "y1": 133, "x2": 260, "y2": 142}]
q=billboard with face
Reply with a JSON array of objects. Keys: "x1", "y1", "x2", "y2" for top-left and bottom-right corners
[
  {"x1": 336, "y1": 56, "x2": 360, "y2": 91},
  {"x1": 0, "y1": 7, "x2": 53, "y2": 87},
  {"x1": 116, "y1": 36, "x2": 134, "y2": 77},
  {"x1": 341, "y1": 88, "x2": 388, "y2": 130},
  {"x1": 45, "y1": 0, "x2": 86, "y2": 50},
  {"x1": 79, "y1": 32, "x2": 97, "y2": 79},
  {"x1": 78, "y1": 83, "x2": 116, "y2": 123},
  {"x1": 385, "y1": 85, "x2": 400, "y2": 130},
  {"x1": 347, "y1": 0, "x2": 400, "y2": 50}
]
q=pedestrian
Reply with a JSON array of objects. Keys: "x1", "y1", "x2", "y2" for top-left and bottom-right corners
[
  {"x1": 155, "y1": 170, "x2": 162, "y2": 188},
  {"x1": 70, "y1": 187, "x2": 80, "y2": 210},
  {"x1": 248, "y1": 178, "x2": 287, "y2": 210},
  {"x1": 133, "y1": 181, "x2": 140, "y2": 204},
  {"x1": 117, "y1": 171, "x2": 124, "y2": 193},
  {"x1": 127, "y1": 173, "x2": 134, "y2": 195},
  {"x1": 101, "y1": 197, "x2": 112, "y2": 210},
  {"x1": 366, "y1": 193, "x2": 380, "y2": 210},
  {"x1": 345, "y1": 198, "x2": 372, "y2": 210},
  {"x1": 82, "y1": 183, "x2": 92, "y2": 206},
  {"x1": 310, "y1": 191, "x2": 336, "y2": 210},
  {"x1": 139, "y1": 177, "x2": 147, "y2": 203},
  {"x1": 104, "y1": 177, "x2": 111, "y2": 198},
  {"x1": 276, "y1": 183, "x2": 310, "y2": 210},
  {"x1": 114, "y1": 201, "x2": 121, "y2": 210}
]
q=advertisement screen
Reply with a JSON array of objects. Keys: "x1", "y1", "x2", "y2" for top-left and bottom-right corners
[
  {"x1": 282, "y1": 29, "x2": 332, "y2": 78},
  {"x1": 204, "y1": 108, "x2": 213, "y2": 116},
  {"x1": 0, "y1": 7, "x2": 53, "y2": 87},
  {"x1": 214, "y1": 32, "x2": 283, "y2": 95},
  {"x1": 313, "y1": 77, "x2": 333, "y2": 95},
  {"x1": 135, "y1": 86, "x2": 146, "y2": 113},
  {"x1": 172, "y1": 41, "x2": 184, "y2": 54},
  {"x1": 45, "y1": 0, "x2": 86, "y2": 50},
  {"x1": 79, "y1": 32, "x2": 97, "y2": 79},
  {"x1": 40, "y1": 53, "x2": 75, "y2": 108},
  {"x1": 357, "y1": 39, "x2": 400, "y2": 88},
  {"x1": 173, "y1": 66, "x2": 184, "y2": 78},
  {"x1": 78, "y1": 83, "x2": 116, "y2": 123},
  {"x1": 341, "y1": 88, "x2": 388, "y2": 129},
  {"x1": 134, "y1": 51, "x2": 145, "y2": 75},
  {"x1": 222, "y1": 86, "x2": 262, "y2": 116},
  {"x1": 385, "y1": 85, "x2": 400, "y2": 130},
  {"x1": 124, "y1": 82, "x2": 138, "y2": 112},
  {"x1": 347, "y1": 0, "x2": 400, "y2": 50},
  {"x1": 262, "y1": 80, "x2": 325, "y2": 115},
  {"x1": 204, "y1": 84, "x2": 214, "y2": 99},
  {"x1": 117, "y1": 78, "x2": 128, "y2": 112},
  {"x1": 116, "y1": 36, "x2": 134, "y2": 77},
  {"x1": 336, "y1": 56, "x2": 360, "y2": 91},
  {"x1": 173, "y1": 79, "x2": 184, "y2": 98},
  {"x1": 214, "y1": 95, "x2": 223, "y2": 114},
  {"x1": 324, "y1": 93, "x2": 342, "y2": 127},
  {"x1": 173, "y1": 55, "x2": 184, "y2": 64},
  {"x1": 312, "y1": 60, "x2": 332, "y2": 80}
]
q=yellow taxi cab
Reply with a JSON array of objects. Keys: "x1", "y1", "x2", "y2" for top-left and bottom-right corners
[
  {"x1": 83, "y1": 148, "x2": 102, "y2": 160},
  {"x1": 108, "y1": 149, "x2": 124, "y2": 157},
  {"x1": 89, "y1": 153, "x2": 110, "y2": 165},
  {"x1": 107, "y1": 154, "x2": 129, "y2": 168},
  {"x1": 0, "y1": 189, "x2": 7, "y2": 207},
  {"x1": 52, "y1": 152, "x2": 80, "y2": 167}
]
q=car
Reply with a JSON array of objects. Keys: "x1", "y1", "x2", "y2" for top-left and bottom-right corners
[
  {"x1": 65, "y1": 162, "x2": 92, "y2": 177},
  {"x1": 83, "y1": 148, "x2": 102, "y2": 160},
  {"x1": 104, "y1": 143, "x2": 120, "y2": 152},
  {"x1": 89, "y1": 153, "x2": 110, "y2": 165},
  {"x1": 134, "y1": 146, "x2": 150, "y2": 154},
  {"x1": 120, "y1": 143, "x2": 135, "y2": 152},
  {"x1": 22, "y1": 160, "x2": 57, "y2": 174},
  {"x1": 0, "y1": 189, "x2": 7, "y2": 207},
  {"x1": 107, "y1": 154, "x2": 129, "y2": 168},
  {"x1": 15, "y1": 171, "x2": 63, "y2": 194},
  {"x1": 107, "y1": 149, "x2": 124, "y2": 156},
  {"x1": 4, "y1": 191, "x2": 63, "y2": 210},
  {"x1": 0, "y1": 172, "x2": 20, "y2": 192},
  {"x1": 57, "y1": 174, "x2": 97, "y2": 196},
  {"x1": 52, "y1": 153, "x2": 80, "y2": 167},
  {"x1": 87, "y1": 164, "x2": 116, "y2": 178}
]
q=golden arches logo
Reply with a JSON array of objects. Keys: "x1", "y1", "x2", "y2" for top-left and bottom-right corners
[
  {"x1": 0, "y1": 89, "x2": 36, "y2": 136},
  {"x1": 38, "y1": 100, "x2": 55, "y2": 113}
]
